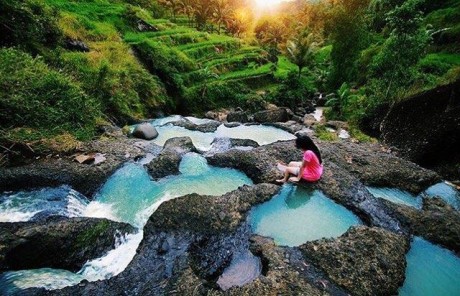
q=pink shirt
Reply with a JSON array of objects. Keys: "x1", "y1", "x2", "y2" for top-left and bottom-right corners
[{"x1": 302, "y1": 150, "x2": 323, "y2": 181}]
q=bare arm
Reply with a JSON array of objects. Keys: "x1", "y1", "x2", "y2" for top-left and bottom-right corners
[{"x1": 289, "y1": 160, "x2": 307, "y2": 183}]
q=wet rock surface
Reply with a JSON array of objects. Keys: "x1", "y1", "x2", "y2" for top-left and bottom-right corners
[
  {"x1": 0, "y1": 137, "x2": 148, "y2": 197},
  {"x1": 0, "y1": 217, "x2": 135, "y2": 272},
  {"x1": 148, "y1": 184, "x2": 280, "y2": 234},
  {"x1": 132, "y1": 123, "x2": 158, "y2": 140},
  {"x1": 1, "y1": 117, "x2": 454, "y2": 295},
  {"x1": 321, "y1": 141, "x2": 440, "y2": 193},
  {"x1": 381, "y1": 197, "x2": 460, "y2": 253},
  {"x1": 172, "y1": 118, "x2": 221, "y2": 132},
  {"x1": 299, "y1": 226, "x2": 409, "y2": 296},
  {"x1": 145, "y1": 137, "x2": 197, "y2": 180},
  {"x1": 361, "y1": 78, "x2": 460, "y2": 180}
]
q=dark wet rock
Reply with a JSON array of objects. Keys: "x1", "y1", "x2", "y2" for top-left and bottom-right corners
[
  {"x1": 320, "y1": 141, "x2": 440, "y2": 193},
  {"x1": 230, "y1": 138, "x2": 259, "y2": 148},
  {"x1": 227, "y1": 111, "x2": 249, "y2": 123},
  {"x1": 361, "y1": 78, "x2": 460, "y2": 180},
  {"x1": 318, "y1": 162, "x2": 403, "y2": 232},
  {"x1": 26, "y1": 230, "x2": 196, "y2": 296},
  {"x1": 207, "y1": 140, "x2": 407, "y2": 232},
  {"x1": 132, "y1": 123, "x2": 158, "y2": 140},
  {"x1": 253, "y1": 108, "x2": 291, "y2": 123},
  {"x1": 224, "y1": 122, "x2": 241, "y2": 128},
  {"x1": 381, "y1": 197, "x2": 460, "y2": 253},
  {"x1": 171, "y1": 235, "x2": 325, "y2": 295},
  {"x1": 299, "y1": 226, "x2": 409, "y2": 296},
  {"x1": 172, "y1": 118, "x2": 221, "y2": 132},
  {"x1": 0, "y1": 137, "x2": 146, "y2": 197},
  {"x1": 147, "y1": 184, "x2": 279, "y2": 234},
  {"x1": 145, "y1": 137, "x2": 197, "y2": 180},
  {"x1": 266, "y1": 121, "x2": 309, "y2": 134},
  {"x1": 0, "y1": 216, "x2": 135, "y2": 272},
  {"x1": 64, "y1": 38, "x2": 89, "y2": 52}
]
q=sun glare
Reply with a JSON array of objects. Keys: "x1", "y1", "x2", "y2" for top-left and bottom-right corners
[{"x1": 254, "y1": 0, "x2": 284, "y2": 9}]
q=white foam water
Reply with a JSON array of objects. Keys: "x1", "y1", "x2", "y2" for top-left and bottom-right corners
[{"x1": 78, "y1": 231, "x2": 144, "y2": 280}]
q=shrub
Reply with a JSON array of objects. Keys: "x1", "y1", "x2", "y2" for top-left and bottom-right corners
[
  {"x1": 268, "y1": 71, "x2": 316, "y2": 110},
  {"x1": 0, "y1": 0, "x2": 62, "y2": 53},
  {"x1": 181, "y1": 81, "x2": 248, "y2": 114},
  {"x1": 0, "y1": 48, "x2": 99, "y2": 133}
]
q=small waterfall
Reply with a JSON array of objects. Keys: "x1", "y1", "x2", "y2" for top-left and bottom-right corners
[
  {"x1": 66, "y1": 189, "x2": 90, "y2": 217},
  {"x1": 78, "y1": 231, "x2": 144, "y2": 280}
]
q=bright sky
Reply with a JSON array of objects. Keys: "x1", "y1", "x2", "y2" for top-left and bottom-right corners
[{"x1": 254, "y1": 0, "x2": 285, "y2": 9}]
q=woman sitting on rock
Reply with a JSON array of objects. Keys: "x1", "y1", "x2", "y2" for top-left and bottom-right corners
[{"x1": 276, "y1": 134, "x2": 323, "y2": 183}]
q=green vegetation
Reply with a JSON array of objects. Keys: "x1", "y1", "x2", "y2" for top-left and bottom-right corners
[{"x1": 0, "y1": 0, "x2": 459, "y2": 160}]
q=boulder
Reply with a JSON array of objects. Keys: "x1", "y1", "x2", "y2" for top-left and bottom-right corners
[
  {"x1": 299, "y1": 226, "x2": 409, "y2": 296},
  {"x1": 361, "y1": 78, "x2": 460, "y2": 180},
  {"x1": 172, "y1": 118, "x2": 221, "y2": 132},
  {"x1": 227, "y1": 111, "x2": 249, "y2": 123},
  {"x1": 147, "y1": 184, "x2": 279, "y2": 234},
  {"x1": 132, "y1": 123, "x2": 158, "y2": 140},
  {"x1": 381, "y1": 197, "x2": 460, "y2": 253},
  {"x1": 253, "y1": 108, "x2": 290, "y2": 123},
  {"x1": 145, "y1": 137, "x2": 197, "y2": 179},
  {"x1": 136, "y1": 20, "x2": 158, "y2": 32},
  {"x1": 0, "y1": 217, "x2": 135, "y2": 272}
]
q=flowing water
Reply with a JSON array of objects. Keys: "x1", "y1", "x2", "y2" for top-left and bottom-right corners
[
  {"x1": 366, "y1": 187, "x2": 423, "y2": 209},
  {"x1": 423, "y1": 182, "x2": 460, "y2": 210},
  {"x1": 0, "y1": 185, "x2": 91, "y2": 222},
  {"x1": 0, "y1": 153, "x2": 252, "y2": 293},
  {"x1": 249, "y1": 184, "x2": 362, "y2": 247},
  {"x1": 399, "y1": 237, "x2": 460, "y2": 296},
  {"x1": 367, "y1": 181, "x2": 460, "y2": 210},
  {"x1": 2, "y1": 118, "x2": 459, "y2": 294}
]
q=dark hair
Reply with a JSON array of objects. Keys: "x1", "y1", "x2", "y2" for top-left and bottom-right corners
[{"x1": 295, "y1": 134, "x2": 322, "y2": 164}]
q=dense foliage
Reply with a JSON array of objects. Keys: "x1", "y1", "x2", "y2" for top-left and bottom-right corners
[{"x1": 0, "y1": 0, "x2": 459, "y2": 158}]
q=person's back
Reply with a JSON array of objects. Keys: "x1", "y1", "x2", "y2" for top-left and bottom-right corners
[{"x1": 302, "y1": 150, "x2": 323, "y2": 182}]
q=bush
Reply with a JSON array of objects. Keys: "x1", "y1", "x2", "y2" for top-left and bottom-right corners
[
  {"x1": 268, "y1": 71, "x2": 316, "y2": 110},
  {"x1": 59, "y1": 42, "x2": 169, "y2": 123},
  {"x1": 182, "y1": 81, "x2": 248, "y2": 114},
  {"x1": 0, "y1": 48, "x2": 98, "y2": 134},
  {"x1": 0, "y1": 0, "x2": 61, "y2": 53},
  {"x1": 134, "y1": 40, "x2": 196, "y2": 97}
]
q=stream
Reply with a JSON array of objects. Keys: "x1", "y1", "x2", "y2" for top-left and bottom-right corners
[{"x1": 1, "y1": 116, "x2": 459, "y2": 295}]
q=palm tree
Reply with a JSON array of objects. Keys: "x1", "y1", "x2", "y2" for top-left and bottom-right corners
[{"x1": 286, "y1": 30, "x2": 321, "y2": 77}]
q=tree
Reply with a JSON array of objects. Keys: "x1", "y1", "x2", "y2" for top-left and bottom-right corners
[
  {"x1": 325, "y1": 0, "x2": 371, "y2": 88},
  {"x1": 286, "y1": 30, "x2": 321, "y2": 77},
  {"x1": 193, "y1": 0, "x2": 215, "y2": 31},
  {"x1": 369, "y1": 0, "x2": 430, "y2": 101},
  {"x1": 212, "y1": 0, "x2": 232, "y2": 34},
  {"x1": 224, "y1": 9, "x2": 251, "y2": 37},
  {"x1": 177, "y1": 0, "x2": 195, "y2": 26}
]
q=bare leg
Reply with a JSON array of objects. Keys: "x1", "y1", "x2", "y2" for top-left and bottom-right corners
[{"x1": 276, "y1": 166, "x2": 300, "y2": 183}]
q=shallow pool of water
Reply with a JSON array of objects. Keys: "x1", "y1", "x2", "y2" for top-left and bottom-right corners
[
  {"x1": 142, "y1": 115, "x2": 296, "y2": 150},
  {"x1": 399, "y1": 237, "x2": 460, "y2": 296},
  {"x1": 94, "y1": 153, "x2": 252, "y2": 227},
  {"x1": 366, "y1": 187, "x2": 422, "y2": 209},
  {"x1": 367, "y1": 182, "x2": 460, "y2": 210},
  {"x1": 249, "y1": 184, "x2": 362, "y2": 247},
  {"x1": 0, "y1": 153, "x2": 252, "y2": 293},
  {"x1": 423, "y1": 182, "x2": 460, "y2": 210}
]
